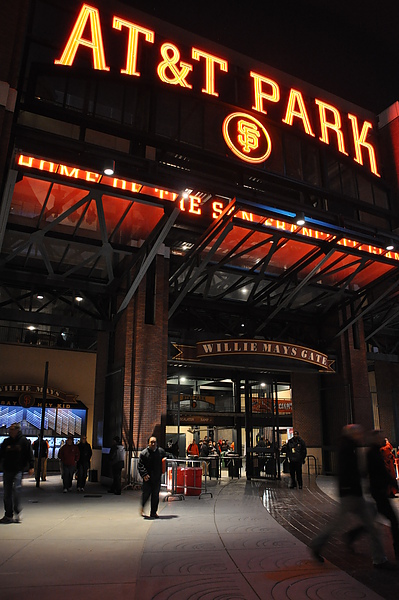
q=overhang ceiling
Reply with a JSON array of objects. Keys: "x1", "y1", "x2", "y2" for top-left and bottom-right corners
[{"x1": 1, "y1": 157, "x2": 399, "y2": 354}]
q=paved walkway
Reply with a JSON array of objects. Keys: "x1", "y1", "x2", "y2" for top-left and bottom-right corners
[{"x1": 0, "y1": 471, "x2": 397, "y2": 600}]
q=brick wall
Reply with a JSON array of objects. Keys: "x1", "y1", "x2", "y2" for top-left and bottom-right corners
[
  {"x1": 291, "y1": 372, "x2": 322, "y2": 447},
  {"x1": 374, "y1": 361, "x2": 399, "y2": 446}
]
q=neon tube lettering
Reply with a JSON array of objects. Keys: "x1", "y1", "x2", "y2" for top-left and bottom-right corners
[
  {"x1": 112, "y1": 17, "x2": 154, "y2": 76},
  {"x1": 192, "y1": 48, "x2": 228, "y2": 97},
  {"x1": 315, "y1": 99, "x2": 348, "y2": 155},
  {"x1": 54, "y1": 4, "x2": 109, "y2": 71},
  {"x1": 348, "y1": 114, "x2": 380, "y2": 177},
  {"x1": 282, "y1": 89, "x2": 315, "y2": 136},
  {"x1": 157, "y1": 43, "x2": 193, "y2": 88},
  {"x1": 250, "y1": 71, "x2": 280, "y2": 114}
]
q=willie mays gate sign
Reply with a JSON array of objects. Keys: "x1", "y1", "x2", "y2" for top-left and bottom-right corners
[{"x1": 173, "y1": 340, "x2": 335, "y2": 372}]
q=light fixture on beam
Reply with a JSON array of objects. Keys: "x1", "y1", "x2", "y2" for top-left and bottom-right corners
[
  {"x1": 181, "y1": 188, "x2": 193, "y2": 199},
  {"x1": 385, "y1": 239, "x2": 395, "y2": 251},
  {"x1": 103, "y1": 159, "x2": 115, "y2": 176},
  {"x1": 295, "y1": 211, "x2": 305, "y2": 226}
]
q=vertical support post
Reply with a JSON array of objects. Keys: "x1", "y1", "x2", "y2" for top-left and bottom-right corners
[{"x1": 36, "y1": 361, "x2": 49, "y2": 488}]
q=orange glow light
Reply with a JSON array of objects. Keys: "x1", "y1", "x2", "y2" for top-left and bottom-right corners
[
  {"x1": 250, "y1": 71, "x2": 280, "y2": 114},
  {"x1": 282, "y1": 89, "x2": 315, "y2": 137},
  {"x1": 54, "y1": 4, "x2": 109, "y2": 71},
  {"x1": 112, "y1": 17, "x2": 154, "y2": 76},
  {"x1": 192, "y1": 48, "x2": 228, "y2": 97},
  {"x1": 315, "y1": 99, "x2": 348, "y2": 155},
  {"x1": 348, "y1": 114, "x2": 380, "y2": 177}
]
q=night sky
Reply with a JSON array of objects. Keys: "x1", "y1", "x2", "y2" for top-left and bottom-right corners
[{"x1": 126, "y1": 0, "x2": 399, "y2": 114}]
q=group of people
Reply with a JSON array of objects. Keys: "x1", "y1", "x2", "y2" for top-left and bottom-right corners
[
  {"x1": 0, "y1": 426, "x2": 95, "y2": 524},
  {"x1": 58, "y1": 434, "x2": 92, "y2": 493},
  {"x1": 186, "y1": 437, "x2": 235, "y2": 458}
]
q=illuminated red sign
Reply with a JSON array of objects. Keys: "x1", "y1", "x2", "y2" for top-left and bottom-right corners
[
  {"x1": 53, "y1": 4, "x2": 380, "y2": 176},
  {"x1": 17, "y1": 153, "x2": 398, "y2": 262}
]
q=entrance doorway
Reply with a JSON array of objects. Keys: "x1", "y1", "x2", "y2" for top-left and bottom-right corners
[{"x1": 166, "y1": 370, "x2": 293, "y2": 478}]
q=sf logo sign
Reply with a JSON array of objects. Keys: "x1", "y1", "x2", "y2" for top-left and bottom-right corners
[{"x1": 222, "y1": 112, "x2": 272, "y2": 164}]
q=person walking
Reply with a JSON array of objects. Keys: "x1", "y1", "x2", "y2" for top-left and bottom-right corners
[
  {"x1": 108, "y1": 436, "x2": 125, "y2": 495},
  {"x1": 138, "y1": 436, "x2": 168, "y2": 518},
  {"x1": 380, "y1": 437, "x2": 398, "y2": 498},
  {"x1": 0, "y1": 422, "x2": 34, "y2": 523},
  {"x1": 310, "y1": 424, "x2": 394, "y2": 569},
  {"x1": 76, "y1": 435, "x2": 92, "y2": 492},
  {"x1": 58, "y1": 435, "x2": 80, "y2": 493},
  {"x1": 346, "y1": 430, "x2": 399, "y2": 560},
  {"x1": 286, "y1": 430, "x2": 307, "y2": 489}
]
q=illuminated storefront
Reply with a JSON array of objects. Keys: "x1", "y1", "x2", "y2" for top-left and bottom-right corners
[{"x1": 1, "y1": 0, "x2": 399, "y2": 476}]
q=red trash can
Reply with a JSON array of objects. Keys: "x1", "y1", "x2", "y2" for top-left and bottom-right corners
[{"x1": 184, "y1": 467, "x2": 202, "y2": 496}]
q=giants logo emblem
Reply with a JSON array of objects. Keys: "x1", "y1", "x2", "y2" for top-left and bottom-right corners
[{"x1": 222, "y1": 112, "x2": 272, "y2": 164}]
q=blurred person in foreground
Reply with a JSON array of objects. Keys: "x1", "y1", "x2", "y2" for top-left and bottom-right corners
[
  {"x1": 345, "y1": 429, "x2": 399, "y2": 560},
  {"x1": 0, "y1": 423, "x2": 34, "y2": 523},
  {"x1": 310, "y1": 424, "x2": 395, "y2": 569}
]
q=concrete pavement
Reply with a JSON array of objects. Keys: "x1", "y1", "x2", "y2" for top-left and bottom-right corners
[{"x1": 0, "y1": 472, "x2": 390, "y2": 600}]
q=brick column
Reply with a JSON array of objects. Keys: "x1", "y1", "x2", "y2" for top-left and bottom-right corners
[
  {"x1": 291, "y1": 372, "x2": 322, "y2": 447},
  {"x1": 338, "y1": 307, "x2": 373, "y2": 428},
  {"x1": 373, "y1": 361, "x2": 399, "y2": 445},
  {"x1": 121, "y1": 254, "x2": 169, "y2": 452}
]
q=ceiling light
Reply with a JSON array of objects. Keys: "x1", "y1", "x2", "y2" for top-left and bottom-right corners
[
  {"x1": 386, "y1": 240, "x2": 394, "y2": 251},
  {"x1": 103, "y1": 159, "x2": 115, "y2": 176},
  {"x1": 28, "y1": 325, "x2": 36, "y2": 331},
  {"x1": 295, "y1": 211, "x2": 305, "y2": 226},
  {"x1": 75, "y1": 296, "x2": 83, "y2": 302},
  {"x1": 37, "y1": 294, "x2": 44, "y2": 300}
]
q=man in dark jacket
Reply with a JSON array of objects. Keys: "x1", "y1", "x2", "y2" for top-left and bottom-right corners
[
  {"x1": 138, "y1": 436, "x2": 168, "y2": 518},
  {"x1": 0, "y1": 422, "x2": 34, "y2": 523},
  {"x1": 286, "y1": 430, "x2": 307, "y2": 489},
  {"x1": 76, "y1": 435, "x2": 92, "y2": 492},
  {"x1": 310, "y1": 424, "x2": 392, "y2": 569}
]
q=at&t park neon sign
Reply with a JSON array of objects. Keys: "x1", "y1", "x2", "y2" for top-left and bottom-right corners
[
  {"x1": 17, "y1": 153, "x2": 399, "y2": 263},
  {"x1": 54, "y1": 3, "x2": 380, "y2": 176}
]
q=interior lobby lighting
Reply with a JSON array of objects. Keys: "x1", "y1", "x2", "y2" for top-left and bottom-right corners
[
  {"x1": 28, "y1": 325, "x2": 36, "y2": 331},
  {"x1": 75, "y1": 296, "x2": 83, "y2": 302},
  {"x1": 295, "y1": 211, "x2": 306, "y2": 226},
  {"x1": 386, "y1": 240, "x2": 395, "y2": 251},
  {"x1": 103, "y1": 159, "x2": 115, "y2": 176},
  {"x1": 36, "y1": 294, "x2": 44, "y2": 299}
]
